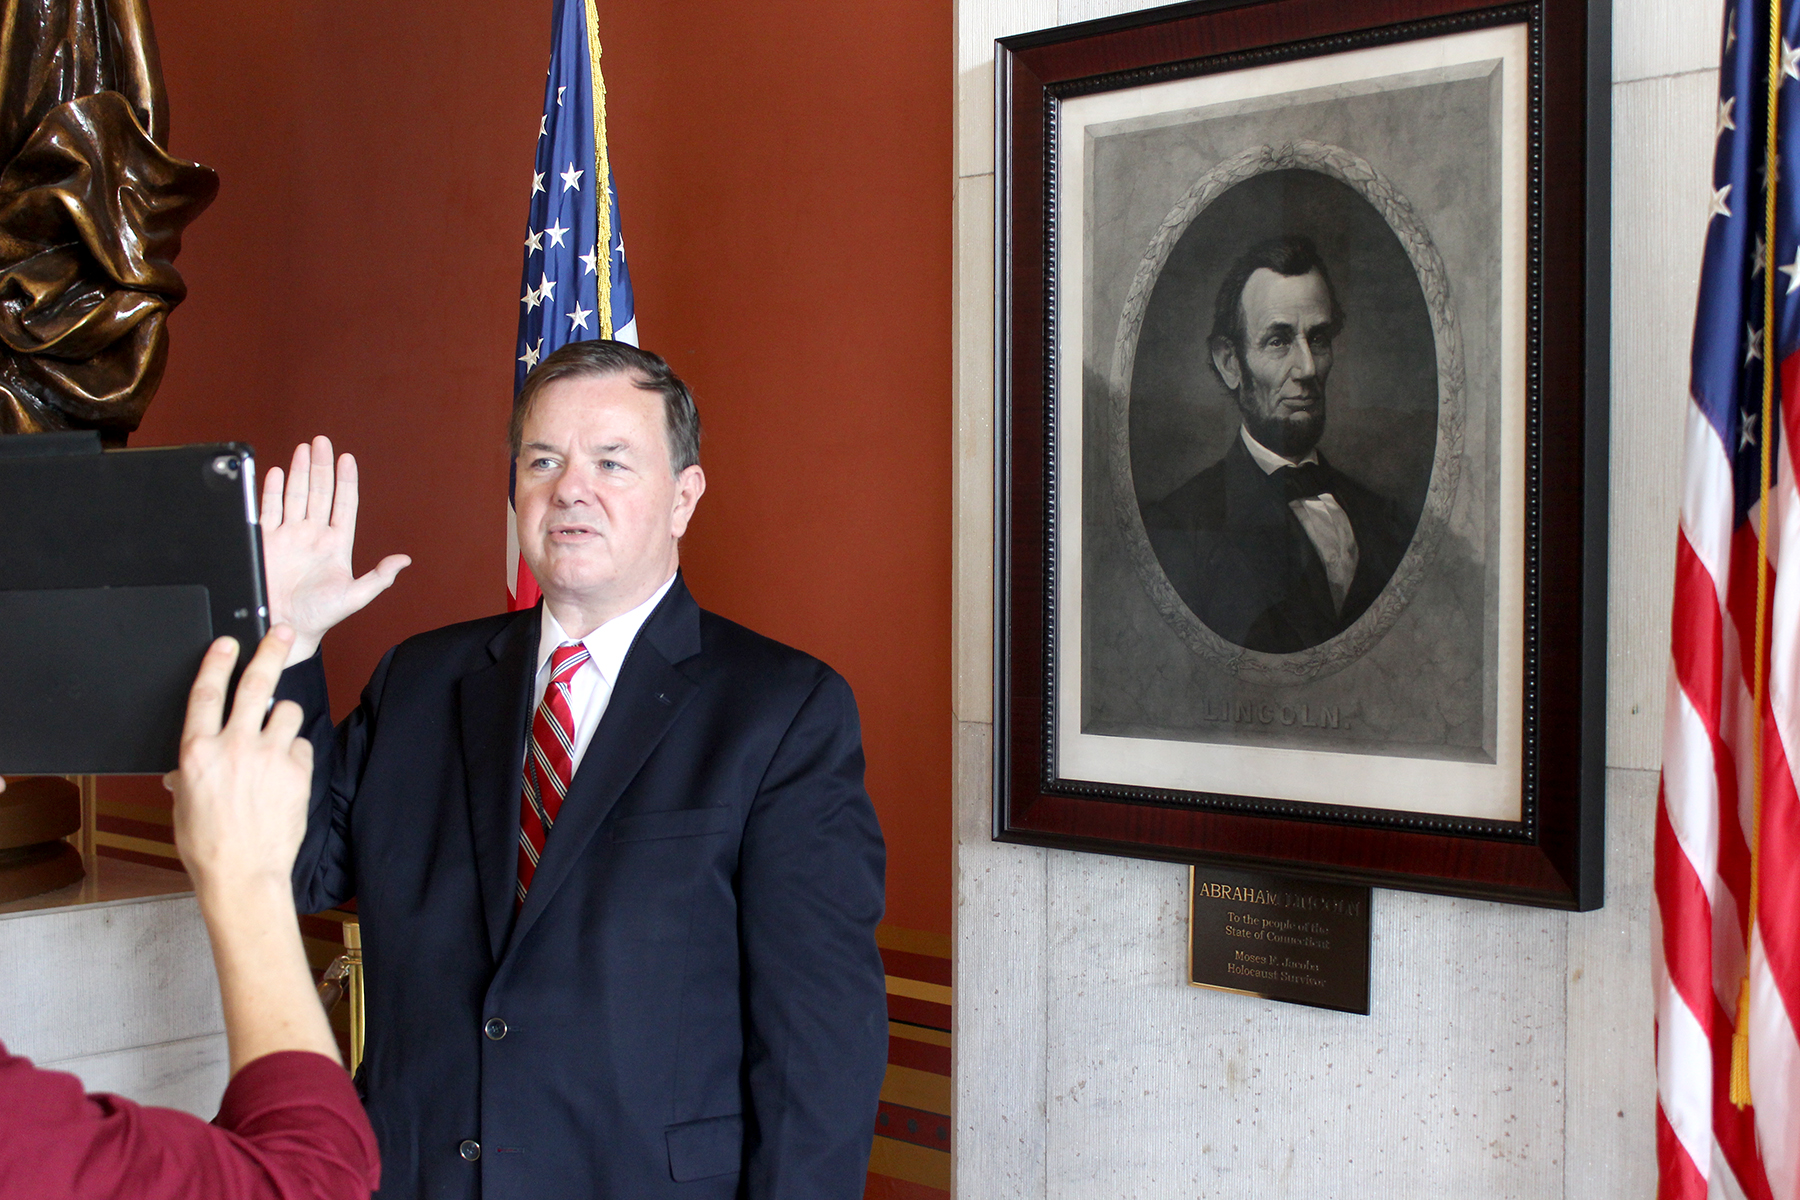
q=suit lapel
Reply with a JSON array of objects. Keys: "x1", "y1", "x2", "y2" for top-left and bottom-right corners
[
  {"x1": 459, "y1": 607, "x2": 541, "y2": 962},
  {"x1": 505, "y1": 577, "x2": 704, "y2": 958},
  {"x1": 1223, "y1": 439, "x2": 1340, "y2": 645}
]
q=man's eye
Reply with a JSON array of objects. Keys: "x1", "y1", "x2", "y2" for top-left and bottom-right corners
[
  {"x1": 531, "y1": 458, "x2": 557, "y2": 470},
  {"x1": 600, "y1": 460, "x2": 623, "y2": 471}
]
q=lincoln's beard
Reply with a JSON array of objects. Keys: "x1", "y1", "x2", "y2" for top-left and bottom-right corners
[{"x1": 1240, "y1": 391, "x2": 1326, "y2": 461}]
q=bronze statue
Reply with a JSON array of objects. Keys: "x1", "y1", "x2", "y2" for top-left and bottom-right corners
[
  {"x1": 0, "y1": 0, "x2": 214, "y2": 903},
  {"x1": 0, "y1": 0, "x2": 215, "y2": 445}
]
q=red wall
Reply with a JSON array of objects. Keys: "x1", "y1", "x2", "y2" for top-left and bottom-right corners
[{"x1": 126, "y1": 0, "x2": 952, "y2": 934}]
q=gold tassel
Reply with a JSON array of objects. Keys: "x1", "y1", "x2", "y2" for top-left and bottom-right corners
[{"x1": 1730, "y1": 977, "x2": 1753, "y2": 1107}]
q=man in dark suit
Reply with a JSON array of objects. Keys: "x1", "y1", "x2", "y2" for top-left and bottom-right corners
[
  {"x1": 1142, "y1": 235, "x2": 1410, "y2": 653},
  {"x1": 260, "y1": 341, "x2": 888, "y2": 1200}
]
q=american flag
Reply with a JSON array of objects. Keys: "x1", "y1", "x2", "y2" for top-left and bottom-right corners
[
  {"x1": 508, "y1": 0, "x2": 638, "y2": 609},
  {"x1": 1657, "y1": 1, "x2": 1800, "y2": 1196}
]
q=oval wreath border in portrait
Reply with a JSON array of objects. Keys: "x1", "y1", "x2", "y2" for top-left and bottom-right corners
[{"x1": 1106, "y1": 139, "x2": 1468, "y2": 686}]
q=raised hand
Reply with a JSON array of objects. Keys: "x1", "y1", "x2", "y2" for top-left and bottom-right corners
[
  {"x1": 166, "y1": 627, "x2": 313, "y2": 894},
  {"x1": 165, "y1": 627, "x2": 346, "y2": 1074},
  {"x1": 261, "y1": 437, "x2": 411, "y2": 666}
]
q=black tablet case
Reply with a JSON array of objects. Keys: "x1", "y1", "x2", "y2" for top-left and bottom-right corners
[{"x1": 0, "y1": 433, "x2": 268, "y2": 773}]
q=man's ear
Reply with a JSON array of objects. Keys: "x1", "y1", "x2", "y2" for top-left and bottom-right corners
[
  {"x1": 1209, "y1": 336, "x2": 1242, "y2": 392},
  {"x1": 669, "y1": 464, "x2": 706, "y2": 539}
]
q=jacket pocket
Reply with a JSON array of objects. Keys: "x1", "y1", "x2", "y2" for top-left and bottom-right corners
[
  {"x1": 665, "y1": 1112, "x2": 744, "y2": 1182},
  {"x1": 610, "y1": 806, "x2": 734, "y2": 842}
]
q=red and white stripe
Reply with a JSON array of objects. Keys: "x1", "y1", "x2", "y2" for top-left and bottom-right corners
[
  {"x1": 1656, "y1": 369, "x2": 1800, "y2": 1200},
  {"x1": 515, "y1": 641, "x2": 588, "y2": 904}
]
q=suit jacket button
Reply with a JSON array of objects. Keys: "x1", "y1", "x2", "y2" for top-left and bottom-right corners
[
  {"x1": 484, "y1": 1017, "x2": 508, "y2": 1040},
  {"x1": 459, "y1": 1140, "x2": 481, "y2": 1162}
]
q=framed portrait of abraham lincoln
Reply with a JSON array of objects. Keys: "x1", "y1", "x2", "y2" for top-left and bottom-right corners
[{"x1": 994, "y1": 0, "x2": 1609, "y2": 908}]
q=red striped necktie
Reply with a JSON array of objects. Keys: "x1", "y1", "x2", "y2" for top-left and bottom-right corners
[{"x1": 516, "y1": 641, "x2": 590, "y2": 907}]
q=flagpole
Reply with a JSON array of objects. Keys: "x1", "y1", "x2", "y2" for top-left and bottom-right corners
[
  {"x1": 1735, "y1": 0, "x2": 1785, "y2": 1111},
  {"x1": 582, "y1": 0, "x2": 613, "y2": 341}
]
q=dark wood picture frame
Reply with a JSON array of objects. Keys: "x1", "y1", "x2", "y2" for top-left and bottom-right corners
[{"x1": 993, "y1": 0, "x2": 1610, "y2": 909}]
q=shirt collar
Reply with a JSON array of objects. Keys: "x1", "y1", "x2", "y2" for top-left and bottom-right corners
[
  {"x1": 1240, "y1": 425, "x2": 1320, "y2": 475},
  {"x1": 537, "y1": 572, "x2": 678, "y2": 686}
]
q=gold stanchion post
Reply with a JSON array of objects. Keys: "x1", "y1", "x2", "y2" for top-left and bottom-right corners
[{"x1": 343, "y1": 920, "x2": 364, "y2": 1074}]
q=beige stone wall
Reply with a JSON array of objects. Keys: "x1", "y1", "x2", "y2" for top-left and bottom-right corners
[
  {"x1": 952, "y1": 0, "x2": 1720, "y2": 1194},
  {"x1": 1, "y1": 892, "x2": 227, "y2": 1115}
]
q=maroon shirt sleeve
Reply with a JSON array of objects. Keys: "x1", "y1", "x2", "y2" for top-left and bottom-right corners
[{"x1": 0, "y1": 1042, "x2": 379, "y2": 1200}]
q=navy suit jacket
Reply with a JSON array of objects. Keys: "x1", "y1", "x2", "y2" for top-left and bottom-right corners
[
  {"x1": 1141, "y1": 435, "x2": 1411, "y2": 653},
  {"x1": 281, "y1": 576, "x2": 888, "y2": 1200}
]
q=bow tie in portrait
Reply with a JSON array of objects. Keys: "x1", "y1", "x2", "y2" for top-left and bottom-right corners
[{"x1": 1274, "y1": 462, "x2": 1331, "y2": 501}]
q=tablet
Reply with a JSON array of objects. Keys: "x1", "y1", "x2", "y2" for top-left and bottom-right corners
[{"x1": 0, "y1": 433, "x2": 268, "y2": 774}]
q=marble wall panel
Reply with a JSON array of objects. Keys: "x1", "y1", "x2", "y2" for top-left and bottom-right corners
[
  {"x1": 41, "y1": 1033, "x2": 230, "y2": 1119},
  {"x1": 1040, "y1": 854, "x2": 1568, "y2": 1199},
  {"x1": 954, "y1": 720, "x2": 1050, "y2": 1200},
  {"x1": 957, "y1": 0, "x2": 1059, "y2": 179},
  {"x1": 1563, "y1": 768, "x2": 1659, "y2": 1198},
  {"x1": 0, "y1": 894, "x2": 223, "y2": 1064},
  {"x1": 1607, "y1": 68, "x2": 1720, "y2": 771},
  {"x1": 1052, "y1": 0, "x2": 1157, "y2": 26},
  {"x1": 955, "y1": 174, "x2": 998, "y2": 724},
  {"x1": 1050, "y1": 0, "x2": 1719, "y2": 84},
  {"x1": 1613, "y1": 0, "x2": 1721, "y2": 83},
  {"x1": 954, "y1": 1, "x2": 1709, "y2": 1196}
]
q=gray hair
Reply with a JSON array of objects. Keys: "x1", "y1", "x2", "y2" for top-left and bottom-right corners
[{"x1": 510, "y1": 339, "x2": 701, "y2": 473}]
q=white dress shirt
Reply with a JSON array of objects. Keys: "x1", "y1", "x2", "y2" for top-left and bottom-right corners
[
  {"x1": 531, "y1": 573, "x2": 677, "y2": 774},
  {"x1": 1240, "y1": 426, "x2": 1359, "y2": 613}
]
